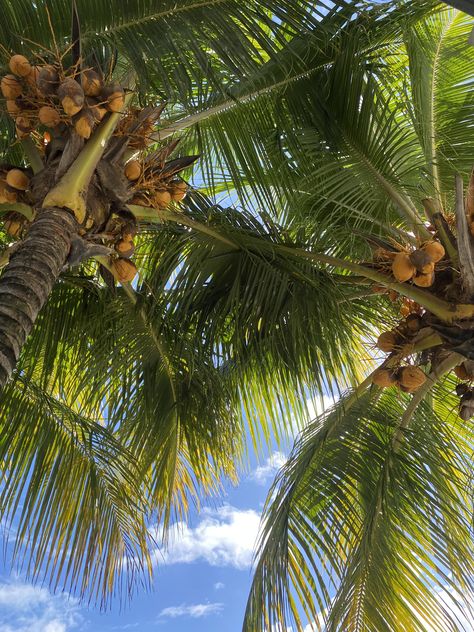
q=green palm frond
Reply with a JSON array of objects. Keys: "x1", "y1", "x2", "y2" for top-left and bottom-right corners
[
  {"x1": 0, "y1": 374, "x2": 151, "y2": 606},
  {"x1": 244, "y1": 357, "x2": 474, "y2": 632}
]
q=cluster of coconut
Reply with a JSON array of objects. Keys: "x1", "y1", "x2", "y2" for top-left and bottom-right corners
[
  {"x1": 453, "y1": 360, "x2": 474, "y2": 420},
  {"x1": 1, "y1": 54, "x2": 126, "y2": 140},
  {"x1": 372, "y1": 364, "x2": 427, "y2": 393},
  {"x1": 376, "y1": 313, "x2": 424, "y2": 354},
  {"x1": 0, "y1": 167, "x2": 31, "y2": 238},
  {"x1": 101, "y1": 211, "x2": 139, "y2": 283},
  {"x1": 391, "y1": 241, "x2": 445, "y2": 287},
  {"x1": 124, "y1": 159, "x2": 188, "y2": 209}
]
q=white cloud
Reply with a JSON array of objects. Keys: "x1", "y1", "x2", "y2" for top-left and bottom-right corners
[
  {"x1": 248, "y1": 451, "x2": 287, "y2": 485},
  {"x1": 154, "y1": 504, "x2": 261, "y2": 570},
  {"x1": 0, "y1": 580, "x2": 82, "y2": 632},
  {"x1": 213, "y1": 582, "x2": 225, "y2": 590},
  {"x1": 159, "y1": 602, "x2": 224, "y2": 619}
]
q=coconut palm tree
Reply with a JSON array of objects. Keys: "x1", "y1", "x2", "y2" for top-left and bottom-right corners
[{"x1": 0, "y1": 0, "x2": 472, "y2": 630}]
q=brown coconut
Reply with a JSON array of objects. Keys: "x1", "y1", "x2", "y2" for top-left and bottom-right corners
[
  {"x1": 454, "y1": 364, "x2": 469, "y2": 380},
  {"x1": 171, "y1": 181, "x2": 187, "y2": 201},
  {"x1": 376, "y1": 331, "x2": 398, "y2": 353},
  {"x1": 5, "y1": 99, "x2": 20, "y2": 117},
  {"x1": 413, "y1": 272, "x2": 434, "y2": 287},
  {"x1": 1, "y1": 74, "x2": 22, "y2": 99},
  {"x1": 74, "y1": 109, "x2": 95, "y2": 139},
  {"x1": 372, "y1": 368, "x2": 396, "y2": 388},
  {"x1": 422, "y1": 240, "x2": 445, "y2": 263},
  {"x1": 398, "y1": 366, "x2": 427, "y2": 392},
  {"x1": 9, "y1": 54, "x2": 31, "y2": 77},
  {"x1": 15, "y1": 115, "x2": 34, "y2": 137},
  {"x1": 115, "y1": 239, "x2": 135, "y2": 257},
  {"x1": 86, "y1": 97, "x2": 107, "y2": 122},
  {"x1": 57, "y1": 79, "x2": 84, "y2": 117},
  {"x1": 4, "y1": 218, "x2": 23, "y2": 238},
  {"x1": 409, "y1": 249, "x2": 434, "y2": 273},
  {"x1": 81, "y1": 69, "x2": 102, "y2": 97},
  {"x1": 0, "y1": 181, "x2": 17, "y2": 203},
  {"x1": 103, "y1": 83, "x2": 124, "y2": 113},
  {"x1": 124, "y1": 160, "x2": 142, "y2": 181},
  {"x1": 405, "y1": 313, "x2": 422, "y2": 332},
  {"x1": 6, "y1": 169, "x2": 29, "y2": 191},
  {"x1": 38, "y1": 105, "x2": 61, "y2": 128},
  {"x1": 37, "y1": 65, "x2": 59, "y2": 95},
  {"x1": 154, "y1": 190, "x2": 171, "y2": 208},
  {"x1": 111, "y1": 257, "x2": 137, "y2": 283},
  {"x1": 392, "y1": 252, "x2": 416, "y2": 282}
]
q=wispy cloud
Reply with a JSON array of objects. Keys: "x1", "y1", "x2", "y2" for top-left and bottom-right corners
[
  {"x1": 213, "y1": 582, "x2": 225, "y2": 590},
  {"x1": 0, "y1": 579, "x2": 82, "y2": 632},
  {"x1": 153, "y1": 504, "x2": 260, "y2": 570},
  {"x1": 159, "y1": 602, "x2": 224, "y2": 619},
  {"x1": 248, "y1": 451, "x2": 287, "y2": 485}
]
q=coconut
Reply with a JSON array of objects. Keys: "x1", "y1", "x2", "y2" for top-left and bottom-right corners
[
  {"x1": 81, "y1": 69, "x2": 102, "y2": 97},
  {"x1": 25, "y1": 65, "x2": 39, "y2": 88},
  {"x1": 102, "y1": 83, "x2": 124, "y2": 113},
  {"x1": 413, "y1": 272, "x2": 434, "y2": 287},
  {"x1": 115, "y1": 239, "x2": 135, "y2": 257},
  {"x1": 376, "y1": 331, "x2": 398, "y2": 353},
  {"x1": 372, "y1": 368, "x2": 396, "y2": 388},
  {"x1": 6, "y1": 169, "x2": 29, "y2": 191},
  {"x1": 154, "y1": 190, "x2": 171, "y2": 208},
  {"x1": 15, "y1": 115, "x2": 34, "y2": 137},
  {"x1": 1, "y1": 74, "x2": 22, "y2": 99},
  {"x1": 4, "y1": 218, "x2": 22, "y2": 238},
  {"x1": 37, "y1": 65, "x2": 59, "y2": 95},
  {"x1": 111, "y1": 257, "x2": 137, "y2": 283},
  {"x1": 57, "y1": 78, "x2": 84, "y2": 117},
  {"x1": 405, "y1": 313, "x2": 422, "y2": 332},
  {"x1": 124, "y1": 160, "x2": 142, "y2": 181},
  {"x1": 5, "y1": 99, "x2": 20, "y2": 117},
  {"x1": 422, "y1": 240, "x2": 445, "y2": 263},
  {"x1": 38, "y1": 105, "x2": 61, "y2": 128},
  {"x1": 171, "y1": 181, "x2": 187, "y2": 201},
  {"x1": 0, "y1": 181, "x2": 17, "y2": 203},
  {"x1": 86, "y1": 97, "x2": 107, "y2": 122},
  {"x1": 9, "y1": 54, "x2": 31, "y2": 77},
  {"x1": 392, "y1": 252, "x2": 416, "y2": 282},
  {"x1": 409, "y1": 249, "x2": 434, "y2": 273},
  {"x1": 74, "y1": 109, "x2": 95, "y2": 139},
  {"x1": 398, "y1": 366, "x2": 426, "y2": 392}
]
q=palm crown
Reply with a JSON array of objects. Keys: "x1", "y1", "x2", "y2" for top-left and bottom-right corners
[{"x1": 0, "y1": 1, "x2": 472, "y2": 631}]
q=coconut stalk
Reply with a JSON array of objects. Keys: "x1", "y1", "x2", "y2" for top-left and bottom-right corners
[{"x1": 454, "y1": 174, "x2": 474, "y2": 301}]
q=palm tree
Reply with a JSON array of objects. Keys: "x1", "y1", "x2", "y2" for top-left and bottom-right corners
[{"x1": 0, "y1": 0, "x2": 472, "y2": 630}]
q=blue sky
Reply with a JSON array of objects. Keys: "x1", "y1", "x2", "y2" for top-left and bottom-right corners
[{"x1": 0, "y1": 445, "x2": 295, "y2": 632}]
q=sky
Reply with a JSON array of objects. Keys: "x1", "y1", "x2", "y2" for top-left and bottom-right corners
[{"x1": 0, "y1": 398, "x2": 327, "y2": 632}]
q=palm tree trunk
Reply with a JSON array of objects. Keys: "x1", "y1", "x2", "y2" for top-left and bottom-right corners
[{"x1": 0, "y1": 208, "x2": 77, "y2": 387}]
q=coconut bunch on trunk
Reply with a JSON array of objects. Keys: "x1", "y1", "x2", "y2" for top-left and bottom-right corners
[{"x1": 0, "y1": 50, "x2": 199, "y2": 286}]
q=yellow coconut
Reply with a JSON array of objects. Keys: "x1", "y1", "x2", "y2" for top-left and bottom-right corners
[
  {"x1": 103, "y1": 84, "x2": 125, "y2": 113},
  {"x1": 422, "y1": 240, "x2": 445, "y2": 263},
  {"x1": 154, "y1": 190, "x2": 171, "y2": 208},
  {"x1": 6, "y1": 169, "x2": 29, "y2": 191},
  {"x1": 111, "y1": 257, "x2": 137, "y2": 283},
  {"x1": 419, "y1": 261, "x2": 435, "y2": 275},
  {"x1": 58, "y1": 79, "x2": 84, "y2": 117},
  {"x1": 1, "y1": 74, "x2": 22, "y2": 99},
  {"x1": 124, "y1": 160, "x2": 142, "y2": 181},
  {"x1": 392, "y1": 252, "x2": 416, "y2": 282},
  {"x1": 9, "y1": 54, "x2": 31, "y2": 77},
  {"x1": 398, "y1": 366, "x2": 427, "y2": 392},
  {"x1": 413, "y1": 272, "x2": 434, "y2": 287},
  {"x1": 372, "y1": 368, "x2": 396, "y2": 388},
  {"x1": 38, "y1": 105, "x2": 61, "y2": 128},
  {"x1": 376, "y1": 331, "x2": 398, "y2": 353}
]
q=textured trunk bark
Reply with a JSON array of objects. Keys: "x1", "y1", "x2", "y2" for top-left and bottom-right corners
[{"x1": 0, "y1": 207, "x2": 77, "y2": 387}]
